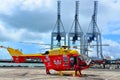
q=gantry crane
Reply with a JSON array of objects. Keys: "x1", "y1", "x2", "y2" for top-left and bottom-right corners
[
  {"x1": 68, "y1": 1, "x2": 84, "y2": 54},
  {"x1": 51, "y1": 1, "x2": 66, "y2": 49},
  {"x1": 85, "y1": 1, "x2": 103, "y2": 59}
]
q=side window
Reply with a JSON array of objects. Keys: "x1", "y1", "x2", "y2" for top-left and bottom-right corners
[
  {"x1": 70, "y1": 57, "x2": 77, "y2": 67},
  {"x1": 70, "y1": 57, "x2": 75, "y2": 64},
  {"x1": 63, "y1": 56, "x2": 68, "y2": 62},
  {"x1": 70, "y1": 57, "x2": 74, "y2": 61}
]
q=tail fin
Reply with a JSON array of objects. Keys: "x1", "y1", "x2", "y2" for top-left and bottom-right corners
[{"x1": 7, "y1": 47, "x2": 23, "y2": 56}]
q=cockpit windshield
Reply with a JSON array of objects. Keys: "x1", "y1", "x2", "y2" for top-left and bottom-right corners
[{"x1": 80, "y1": 54, "x2": 92, "y2": 65}]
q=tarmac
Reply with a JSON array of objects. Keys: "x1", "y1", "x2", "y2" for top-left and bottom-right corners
[{"x1": 0, "y1": 67, "x2": 120, "y2": 80}]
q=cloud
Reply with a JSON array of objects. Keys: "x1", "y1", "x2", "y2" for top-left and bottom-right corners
[
  {"x1": 21, "y1": 0, "x2": 54, "y2": 11},
  {"x1": 0, "y1": 0, "x2": 21, "y2": 15},
  {"x1": 0, "y1": 0, "x2": 55, "y2": 15},
  {"x1": 102, "y1": 38, "x2": 120, "y2": 59},
  {"x1": 97, "y1": 0, "x2": 120, "y2": 34},
  {"x1": 0, "y1": 22, "x2": 51, "y2": 42},
  {"x1": 111, "y1": 29, "x2": 120, "y2": 35},
  {"x1": 0, "y1": 0, "x2": 94, "y2": 33},
  {"x1": 0, "y1": 48, "x2": 12, "y2": 59},
  {"x1": 0, "y1": 7, "x2": 56, "y2": 33},
  {"x1": 0, "y1": 0, "x2": 120, "y2": 34},
  {"x1": 0, "y1": 0, "x2": 56, "y2": 33},
  {"x1": 87, "y1": 38, "x2": 120, "y2": 59}
]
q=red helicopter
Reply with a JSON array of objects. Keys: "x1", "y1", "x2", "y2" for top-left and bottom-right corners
[{"x1": 0, "y1": 45, "x2": 93, "y2": 76}]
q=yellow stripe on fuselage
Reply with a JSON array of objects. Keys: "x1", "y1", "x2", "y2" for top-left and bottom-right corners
[
  {"x1": 48, "y1": 48, "x2": 79, "y2": 56},
  {"x1": 21, "y1": 54, "x2": 43, "y2": 56}
]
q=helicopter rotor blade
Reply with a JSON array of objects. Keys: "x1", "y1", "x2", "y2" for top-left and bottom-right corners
[
  {"x1": 18, "y1": 42, "x2": 61, "y2": 47},
  {"x1": 88, "y1": 44, "x2": 109, "y2": 46},
  {"x1": 0, "y1": 45, "x2": 7, "y2": 49},
  {"x1": 19, "y1": 42, "x2": 51, "y2": 45},
  {"x1": 69, "y1": 46, "x2": 93, "y2": 52}
]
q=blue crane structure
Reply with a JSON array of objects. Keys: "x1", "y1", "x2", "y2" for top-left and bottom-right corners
[
  {"x1": 85, "y1": 1, "x2": 103, "y2": 59},
  {"x1": 68, "y1": 1, "x2": 84, "y2": 54},
  {"x1": 51, "y1": 1, "x2": 66, "y2": 49}
]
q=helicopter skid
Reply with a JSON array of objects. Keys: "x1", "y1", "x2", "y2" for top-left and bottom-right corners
[{"x1": 58, "y1": 70, "x2": 81, "y2": 77}]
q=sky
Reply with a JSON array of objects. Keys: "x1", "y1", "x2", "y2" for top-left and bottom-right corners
[{"x1": 0, "y1": 0, "x2": 120, "y2": 59}]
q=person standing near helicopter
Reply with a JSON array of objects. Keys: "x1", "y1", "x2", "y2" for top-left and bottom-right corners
[{"x1": 74, "y1": 56, "x2": 88, "y2": 76}]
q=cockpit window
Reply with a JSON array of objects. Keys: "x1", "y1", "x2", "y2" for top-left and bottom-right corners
[
  {"x1": 81, "y1": 54, "x2": 92, "y2": 65},
  {"x1": 63, "y1": 57, "x2": 68, "y2": 62}
]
